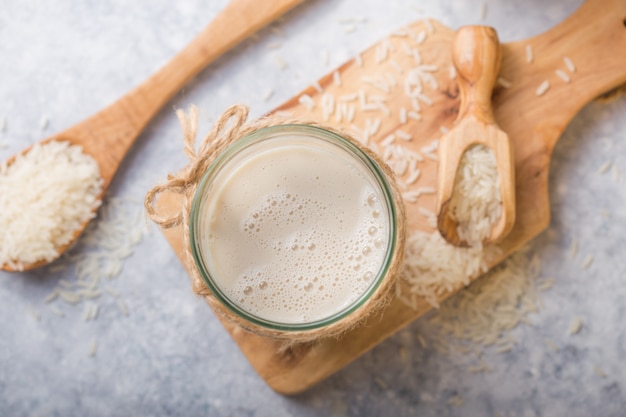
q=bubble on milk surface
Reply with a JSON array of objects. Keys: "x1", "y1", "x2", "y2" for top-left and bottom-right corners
[{"x1": 221, "y1": 186, "x2": 390, "y2": 323}]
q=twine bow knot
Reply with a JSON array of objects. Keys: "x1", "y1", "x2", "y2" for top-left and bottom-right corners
[{"x1": 144, "y1": 104, "x2": 249, "y2": 229}]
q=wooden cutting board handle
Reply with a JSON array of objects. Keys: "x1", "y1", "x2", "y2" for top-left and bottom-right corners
[
  {"x1": 493, "y1": 0, "x2": 626, "y2": 255},
  {"x1": 497, "y1": 0, "x2": 626, "y2": 153}
]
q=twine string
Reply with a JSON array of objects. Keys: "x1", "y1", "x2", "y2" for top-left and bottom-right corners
[{"x1": 144, "y1": 104, "x2": 249, "y2": 229}]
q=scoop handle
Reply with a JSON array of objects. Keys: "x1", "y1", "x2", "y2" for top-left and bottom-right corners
[{"x1": 453, "y1": 26, "x2": 501, "y2": 125}]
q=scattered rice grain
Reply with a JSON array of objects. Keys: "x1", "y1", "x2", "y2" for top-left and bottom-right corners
[
  {"x1": 563, "y1": 56, "x2": 576, "y2": 73},
  {"x1": 497, "y1": 77, "x2": 512, "y2": 88},
  {"x1": 273, "y1": 55, "x2": 287, "y2": 70},
  {"x1": 408, "y1": 111, "x2": 421, "y2": 121},
  {"x1": 555, "y1": 69, "x2": 571, "y2": 83},
  {"x1": 40, "y1": 115, "x2": 49, "y2": 131},
  {"x1": 399, "y1": 107, "x2": 408, "y2": 124},
  {"x1": 581, "y1": 254, "x2": 594, "y2": 269},
  {"x1": 545, "y1": 338, "x2": 558, "y2": 352},
  {"x1": 449, "y1": 66, "x2": 456, "y2": 80},
  {"x1": 570, "y1": 239, "x2": 578, "y2": 257},
  {"x1": 333, "y1": 71, "x2": 342, "y2": 87},
  {"x1": 568, "y1": 317, "x2": 583, "y2": 335},
  {"x1": 270, "y1": 26, "x2": 284, "y2": 37},
  {"x1": 424, "y1": 19, "x2": 434, "y2": 34},
  {"x1": 266, "y1": 41, "x2": 282, "y2": 50},
  {"x1": 28, "y1": 307, "x2": 41, "y2": 321},
  {"x1": 396, "y1": 129, "x2": 412, "y2": 141},
  {"x1": 535, "y1": 80, "x2": 550, "y2": 96},
  {"x1": 89, "y1": 338, "x2": 98, "y2": 357},
  {"x1": 298, "y1": 94, "x2": 315, "y2": 111},
  {"x1": 44, "y1": 290, "x2": 59, "y2": 303},
  {"x1": 526, "y1": 45, "x2": 534, "y2": 64},
  {"x1": 117, "y1": 299, "x2": 129, "y2": 316},
  {"x1": 321, "y1": 49, "x2": 329, "y2": 66},
  {"x1": 597, "y1": 160, "x2": 612, "y2": 174},
  {"x1": 50, "y1": 305, "x2": 64, "y2": 317},
  {"x1": 612, "y1": 165, "x2": 621, "y2": 182}
]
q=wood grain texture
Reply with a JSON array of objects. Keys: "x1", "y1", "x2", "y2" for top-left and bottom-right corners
[
  {"x1": 1, "y1": 0, "x2": 303, "y2": 272},
  {"x1": 158, "y1": 0, "x2": 626, "y2": 394},
  {"x1": 436, "y1": 26, "x2": 516, "y2": 246}
]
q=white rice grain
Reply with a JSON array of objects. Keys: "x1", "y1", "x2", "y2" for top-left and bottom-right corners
[
  {"x1": 270, "y1": 26, "x2": 284, "y2": 37},
  {"x1": 526, "y1": 45, "x2": 534, "y2": 64},
  {"x1": 597, "y1": 160, "x2": 612, "y2": 174},
  {"x1": 570, "y1": 239, "x2": 578, "y2": 257},
  {"x1": 536, "y1": 80, "x2": 550, "y2": 96},
  {"x1": 555, "y1": 69, "x2": 571, "y2": 83},
  {"x1": 273, "y1": 55, "x2": 287, "y2": 70},
  {"x1": 50, "y1": 305, "x2": 64, "y2": 317},
  {"x1": 568, "y1": 317, "x2": 583, "y2": 335},
  {"x1": 117, "y1": 299, "x2": 129, "y2": 316},
  {"x1": 449, "y1": 66, "x2": 456, "y2": 80},
  {"x1": 381, "y1": 134, "x2": 395, "y2": 147},
  {"x1": 408, "y1": 111, "x2": 421, "y2": 121},
  {"x1": 44, "y1": 290, "x2": 59, "y2": 303},
  {"x1": 321, "y1": 49, "x2": 329, "y2": 66},
  {"x1": 298, "y1": 94, "x2": 315, "y2": 111},
  {"x1": 40, "y1": 115, "x2": 49, "y2": 131},
  {"x1": 563, "y1": 56, "x2": 576, "y2": 73},
  {"x1": 612, "y1": 165, "x2": 621, "y2": 183},
  {"x1": 28, "y1": 307, "x2": 41, "y2": 321},
  {"x1": 396, "y1": 129, "x2": 412, "y2": 141},
  {"x1": 266, "y1": 42, "x2": 282, "y2": 50},
  {"x1": 399, "y1": 107, "x2": 408, "y2": 124},
  {"x1": 104, "y1": 286, "x2": 120, "y2": 298},
  {"x1": 497, "y1": 77, "x2": 512, "y2": 88},
  {"x1": 424, "y1": 19, "x2": 435, "y2": 34},
  {"x1": 390, "y1": 60, "x2": 403, "y2": 74},
  {"x1": 89, "y1": 338, "x2": 98, "y2": 357},
  {"x1": 333, "y1": 71, "x2": 342, "y2": 87}
]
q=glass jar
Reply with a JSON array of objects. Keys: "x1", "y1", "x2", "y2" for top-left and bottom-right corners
[{"x1": 189, "y1": 124, "x2": 401, "y2": 335}]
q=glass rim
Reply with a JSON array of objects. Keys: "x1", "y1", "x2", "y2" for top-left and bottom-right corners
[{"x1": 189, "y1": 124, "x2": 399, "y2": 332}]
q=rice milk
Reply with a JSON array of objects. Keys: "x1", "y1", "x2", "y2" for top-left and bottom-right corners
[{"x1": 196, "y1": 131, "x2": 392, "y2": 325}]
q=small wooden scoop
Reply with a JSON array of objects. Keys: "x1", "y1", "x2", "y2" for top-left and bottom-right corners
[
  {"x1": 436, "y1": 26, "x2": 516, "y2": 247},
  {"x1": 0, "y1": 0, "x2": 303, "y2": 272}
]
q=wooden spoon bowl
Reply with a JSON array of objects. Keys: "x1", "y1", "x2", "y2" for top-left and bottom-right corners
[
  {"x1": 0, "y1": 0, "x2": 303, "y2": 272},
  {"x1": 436, "y1": 26, "x2": 516, "y2": 247}
]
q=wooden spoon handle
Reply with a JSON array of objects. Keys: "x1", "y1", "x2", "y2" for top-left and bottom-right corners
[
  {"x1": 61, "y1": 0, "x2": 302, "y2": 188},
  {"x1": 453, "y1": 26, "x2": 501, "y2": 125}
]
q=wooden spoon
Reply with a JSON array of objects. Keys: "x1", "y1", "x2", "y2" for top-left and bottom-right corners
[
  {"x1": 0, "y1": 0, "x2": 303, "y2": 272},
  {"x1": 436, "y1": 26, "x2": 516, "y2": 246}
]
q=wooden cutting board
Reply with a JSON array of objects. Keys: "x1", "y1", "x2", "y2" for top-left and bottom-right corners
[{"x1": 158, "y1": 0, "x2": 626, "y2": 394}]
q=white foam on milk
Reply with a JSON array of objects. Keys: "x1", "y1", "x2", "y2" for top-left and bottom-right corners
[{"x1": 201, "y1": 135, "x2": 390, "y2": 324}]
